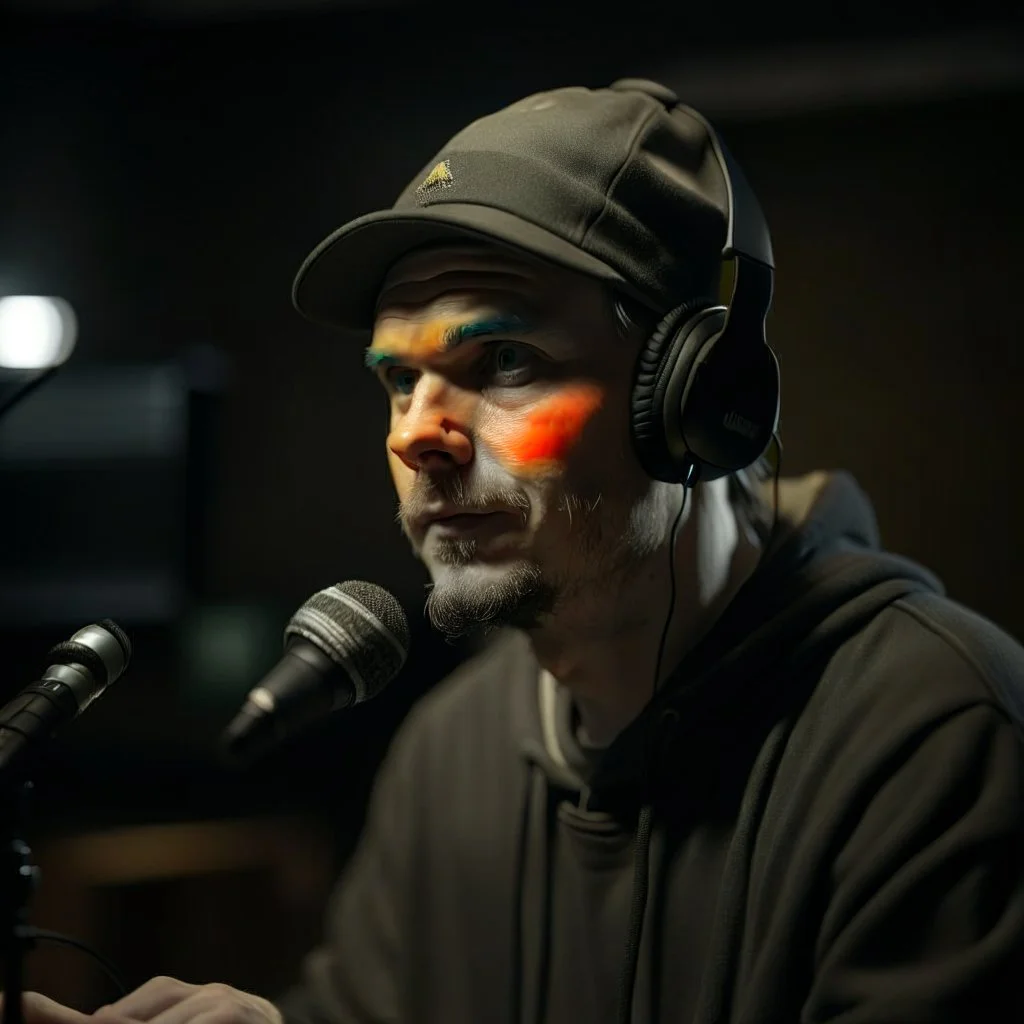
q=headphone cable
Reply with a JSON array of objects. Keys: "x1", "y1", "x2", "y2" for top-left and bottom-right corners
[
  {"x1": 769, "y1": 431, "x2": 783, "y2": 537},
  {"x1": 652, "y1": 459, "x2": 696, "y2": 700},
  {"x1": 623, "y1": 449, "x2": 779, "y2": 1024},
  {"x1": 619, "y1": 460, "x2": 695, "y2": 1024},
  {"x1": 652, "y1": 434, "x2": 782, "y2": 704}
]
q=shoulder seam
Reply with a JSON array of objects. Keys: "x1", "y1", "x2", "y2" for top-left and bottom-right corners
[{"x1": 891, "y1": 596, "x2": 1014, "y2": 725}]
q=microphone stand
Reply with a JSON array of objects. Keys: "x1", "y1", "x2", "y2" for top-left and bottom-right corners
[
  {"x1": 0, "y1": 366, "x2": 61, "y2": 1020},
  {"x1": 2, "y1": 365, "x2": 61, "y2": 1024},
  {"x1": 0, "y1": 778, "x2": 39, "y2": 1024},
  {"x1": 1, "y1": 369, "x2": 58, "y2": 1022}
]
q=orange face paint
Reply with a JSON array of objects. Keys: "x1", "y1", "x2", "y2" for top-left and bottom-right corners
[
  {"x1": 489, "y1": 384, "x2": 604, "y2": 475},
  {"x1": 367, "y1": 321, "x2": 448, "y2": 366},
  {"x1": 369, "y1": 314, "x2": 601, "y2": 475}
]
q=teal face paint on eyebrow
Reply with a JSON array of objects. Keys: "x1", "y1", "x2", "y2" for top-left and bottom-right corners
[
  {"x1": 441, "y1": 313, "x2": 536, "y2": 351},
  {"x1": 367, "y1": 313, "x2": 536, "y2": 369},
  {"x1": 364, "y1": 349, "x2": 399, "y2": 369}
]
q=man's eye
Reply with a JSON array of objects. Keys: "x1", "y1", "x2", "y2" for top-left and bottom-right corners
[
  {"x1": 488, "y1": 342, "x2": 535, "y2": 385},
  {"x1": 384, "y1": 366, "x2": 419, "y2": 395}
]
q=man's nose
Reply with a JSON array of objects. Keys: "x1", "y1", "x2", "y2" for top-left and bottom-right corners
[{"x1": 387, "y1": 378, "x2": 474, "y2": 471}]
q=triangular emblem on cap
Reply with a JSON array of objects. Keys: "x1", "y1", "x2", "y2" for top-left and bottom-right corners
[{"x1": 415, "y1": 159, "x2": 454, "y2": 201}]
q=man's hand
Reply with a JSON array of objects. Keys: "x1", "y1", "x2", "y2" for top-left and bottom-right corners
[{"x1": 93, "y1": 978, "x2": 282, "y2": 1024}]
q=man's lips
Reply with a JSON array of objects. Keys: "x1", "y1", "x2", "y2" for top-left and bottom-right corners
[
  {"x1": 416, "y1": 508, "x2": 523, "y2": 537},
  {"x1": 434, "y1": 512, "x2": 496, "y2": 527}
]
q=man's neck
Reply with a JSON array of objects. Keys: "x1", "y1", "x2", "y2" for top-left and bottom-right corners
[{"x1": 527, "y1": 481, "x2": 764, "y2": 748}]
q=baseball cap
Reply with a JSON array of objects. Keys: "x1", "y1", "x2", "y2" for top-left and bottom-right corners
[{"x1": 292, "y1": 79, "x2": 730, "y2": 332}]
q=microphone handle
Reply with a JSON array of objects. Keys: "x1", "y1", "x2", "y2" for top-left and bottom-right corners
[
  {"x1": 220, "y1": 640, "x2": 355, "y2": 763},
  {"x1": 0, "y1": 683, "x2": 80, "y2": 777}
]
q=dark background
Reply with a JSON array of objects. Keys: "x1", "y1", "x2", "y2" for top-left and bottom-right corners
[{"x1": 0, "y1": 0, "x2": 1022, "y2": 1010}]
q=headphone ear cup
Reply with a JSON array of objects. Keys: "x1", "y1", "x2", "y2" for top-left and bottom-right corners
[
  {"x1": 669, "y1": 331, "x2": 781, "y2": 482},
  {"x1": 631, "y1": 300, "x2": 711, "y2": 481}
]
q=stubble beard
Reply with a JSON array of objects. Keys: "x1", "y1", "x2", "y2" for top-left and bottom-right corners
[
  {"x1": 422, "y1": 534, "x2": 555, "y2": 640},
  {"x1": 400, "y1": 453, "x2": 675, "y2": 642},
  {"x1": 421, "y1": 485, "x2": 670, "y2": 641}
]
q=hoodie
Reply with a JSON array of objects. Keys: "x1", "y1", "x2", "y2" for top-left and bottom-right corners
[{"x1": 276, "y1": 471, "x2": 1024, "y2": 1023}]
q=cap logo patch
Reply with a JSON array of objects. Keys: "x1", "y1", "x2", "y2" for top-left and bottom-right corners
[{"x1": 415, "y1": 160, "x2": 454, "y2": 202}]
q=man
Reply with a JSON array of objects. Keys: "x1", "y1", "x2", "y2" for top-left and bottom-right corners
[{"x1": 17, "y1": 79, "x2": 1024, "y2": 1023}]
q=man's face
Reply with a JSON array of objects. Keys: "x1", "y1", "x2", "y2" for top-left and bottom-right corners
[{"x1": 368, "y1": 244, "x2": 675, "y2": 637}]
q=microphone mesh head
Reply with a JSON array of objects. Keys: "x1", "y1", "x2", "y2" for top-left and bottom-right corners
[{"x1": 284, "y1": 581, "x2": 410, "y2": 703}]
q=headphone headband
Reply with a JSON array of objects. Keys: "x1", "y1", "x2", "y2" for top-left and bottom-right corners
[
  {"x1": 675, "y1": 103, "x2": 775, "y2": 273},
  {"x1": 628, "y1": 99, "x2": 781, "y2": 485}
]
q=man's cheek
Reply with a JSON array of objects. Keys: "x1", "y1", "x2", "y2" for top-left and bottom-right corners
[{"x1": 484, "y1": 385, "x2": 604, "y2": 476}]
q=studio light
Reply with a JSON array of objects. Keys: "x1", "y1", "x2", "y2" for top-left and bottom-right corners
[{"x1": 0, "y1": 296, "x2": 78, "y2": 370}]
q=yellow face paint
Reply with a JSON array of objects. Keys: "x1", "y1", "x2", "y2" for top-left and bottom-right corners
[
  {"x1": 366, "y1": 322, "x2": 447, "y2": 367},
  {"x1": 366, "y1": 314, "x2": 534, "y2": 369}
]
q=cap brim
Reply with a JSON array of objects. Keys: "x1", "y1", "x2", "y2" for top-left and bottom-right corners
[{"x1": 291, "y1": 203, "x2": 639, "y2": 332}]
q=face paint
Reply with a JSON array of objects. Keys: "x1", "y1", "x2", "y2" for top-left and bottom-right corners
[
  {"x1": 367, "y1": 314, "x2": 534, "y2": 369},
  {"x1": 489, "y1": 384, "x2": 604, "y2": 475},
  {"x1": 367, "y1": 321, "x2": 447, "y2": 366}
]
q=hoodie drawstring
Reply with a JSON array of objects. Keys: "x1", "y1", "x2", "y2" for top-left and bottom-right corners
[
  {"x1": 512, "y1": 763, "x2": 657, "y2": 1024},
  {"x1": 617, "y1": 802, "x2": 654, "y2": 1024},
  {"x1": 511, "y1": 762, "x2": 556, "y2": 1024}
]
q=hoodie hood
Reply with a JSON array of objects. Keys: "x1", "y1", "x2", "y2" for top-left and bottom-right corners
[{"x1": 515, "y1": 470, "x2": 944, "y2": 810}]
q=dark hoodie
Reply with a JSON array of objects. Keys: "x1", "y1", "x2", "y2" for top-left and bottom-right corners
[{"x1": 276, "y1": 472, "x2": 1024, "y2": 1023}]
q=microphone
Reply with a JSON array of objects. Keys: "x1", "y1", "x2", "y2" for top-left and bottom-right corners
[
  {"x1": 220, "y1": 581, "x2": 410, "y2": 764},
  {"x1": 0, "y1": 619, "x2": 133, "y2": 778}
]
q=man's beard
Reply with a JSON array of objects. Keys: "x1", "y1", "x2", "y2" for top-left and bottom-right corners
[
  {"x1": 426, "y1": 553, "x2": 556, "y2": 638},
  {"x1": 398, "y1": 454, "x2": 553, "y2": 638},
  {"x1": 399, "y1": 452, "x2": 671, "y2": 641}
]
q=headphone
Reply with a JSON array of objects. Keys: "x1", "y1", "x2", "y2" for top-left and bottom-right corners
[{"x1": 630, "y1": 103, "x2": 781, "y2": 486}]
